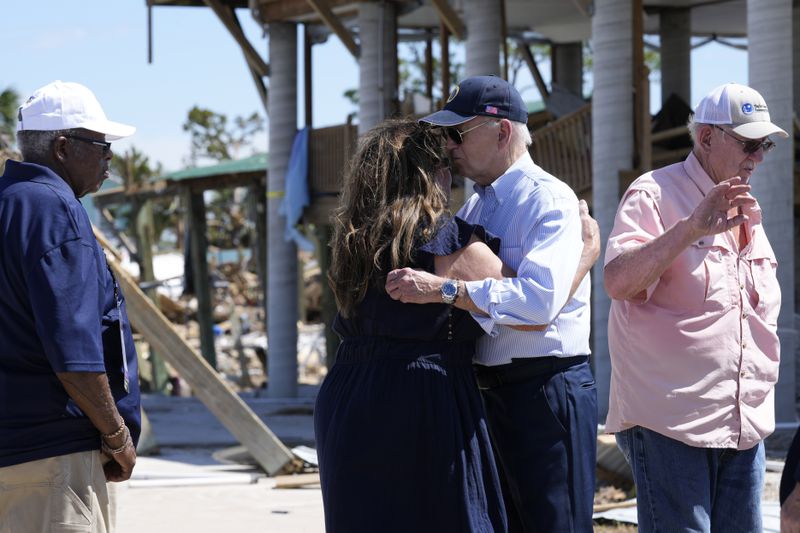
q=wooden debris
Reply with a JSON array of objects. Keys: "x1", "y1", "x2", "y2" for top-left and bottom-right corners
[
  {"x1": 94, "y1": 226, "x2": 298, "y2": 476},
  {"x1": 273, "y1": 473, "x2": 321, "y2": 489}
]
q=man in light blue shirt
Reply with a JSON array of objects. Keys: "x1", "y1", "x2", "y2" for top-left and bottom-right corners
[{"x1": 386, "y1": 75, "x2": 597, "y2": 532}]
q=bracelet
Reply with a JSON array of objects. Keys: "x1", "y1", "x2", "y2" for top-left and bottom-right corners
[
  {"x1": 101, "y1": 432, "x2": 132, "y2": 455},
  {"x1": 101, "y1": 423, "x2": 126, "y2": 441}
]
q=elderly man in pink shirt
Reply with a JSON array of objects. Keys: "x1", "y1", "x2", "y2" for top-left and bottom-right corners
[{"x1": 604, "y1": 83, "x2": 788, "y2": 533}]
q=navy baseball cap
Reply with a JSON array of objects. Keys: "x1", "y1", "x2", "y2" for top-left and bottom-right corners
[{"x1": 420, "y1": 75, "x2": 528, "y2": 126}]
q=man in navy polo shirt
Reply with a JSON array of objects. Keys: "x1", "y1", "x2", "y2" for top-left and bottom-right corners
[{"x1": 0, "y1": 81, "x2": 140, "y2": 532}]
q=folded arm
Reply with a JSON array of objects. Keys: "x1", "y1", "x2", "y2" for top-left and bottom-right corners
[{"x1": 385, "y1": 200, "x2": 600, "y2": 330}]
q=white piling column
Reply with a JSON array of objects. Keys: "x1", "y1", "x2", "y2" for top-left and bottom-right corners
[
  {"x1": 358, "y1": 1, "x2": 398, "y2": 134},
  {"x1": 266, "y1": 21, "x2": 299, "y2": 397},
  {"x1": 464, "y1": 0, "x2": 501, "y2": 77},
  {"x1": 748, "y1": 0, "x2": 796, "y2": 421},
  {"x1": 591, "y1": 0, "x2": 635, "y2": 419}
]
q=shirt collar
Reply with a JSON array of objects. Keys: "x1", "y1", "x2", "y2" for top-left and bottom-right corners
[
  {"x1": 683, "y1": 151, "x2": 716, "y2": 197},
  {"x1": 473, "y1": 152, "x2": 533, "y2": 202},
  {"x1": 2, "y1": 160, "x2": 76, "y2": 198}
]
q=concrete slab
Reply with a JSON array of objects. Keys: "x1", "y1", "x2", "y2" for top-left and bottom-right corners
[
  {"x1": 141, "y1": 386, "x2": 318, "y2": 449},
  {"x1": 113, "y1": 389, "x2": 324, "y2": 532}
]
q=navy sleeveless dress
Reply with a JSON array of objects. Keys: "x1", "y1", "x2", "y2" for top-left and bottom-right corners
[{"x1": 314, "y1": 217, "x2": 507, "y2": 533}]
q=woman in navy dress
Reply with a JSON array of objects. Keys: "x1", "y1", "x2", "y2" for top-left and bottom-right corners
[{"x1": 314, "y1": 119, "x2": 511, "y2": 532}]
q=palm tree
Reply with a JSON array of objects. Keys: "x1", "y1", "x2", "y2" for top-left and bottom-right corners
[{"x1": 0, "y1": 87, "x2": 20, "y2": 168}]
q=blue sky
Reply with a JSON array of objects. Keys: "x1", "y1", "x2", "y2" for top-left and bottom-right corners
[{"x1": 2, "y1": 1, "x2": 748, "y2": 172}]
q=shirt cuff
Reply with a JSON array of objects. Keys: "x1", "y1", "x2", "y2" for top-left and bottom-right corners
[{"x1": 465, "y1": 280, "x2": 499, "y2": 336}]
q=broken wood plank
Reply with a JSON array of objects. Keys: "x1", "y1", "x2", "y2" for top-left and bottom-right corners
[
  {"x1": 593, "y1": 499, "x2": 637, "y2": 513},
  {"x1": 93, "y1": 227, "x2": 296, "y2": 476},
  {"x1": 273, "y1": 472, "x2": 321, "y2": 489}
]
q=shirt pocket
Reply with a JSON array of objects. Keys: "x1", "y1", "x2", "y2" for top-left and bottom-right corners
[
  {"x1": 751, "y1": 257, "x2": 780, "y2": 326},
  {"x1": 659, "y1": 239, "x2": 729, "y2": 313}
]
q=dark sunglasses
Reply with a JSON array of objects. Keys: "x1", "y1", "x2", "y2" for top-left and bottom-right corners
[
  {"x1": 713, "y1": 125, "x2": 775, "y2": 154},
  {"x1": 444, "y1": 120, "x2": 494, "y2": 145},
  {"x1": 65, "y1": 134, "x2": 112, "y2": 153}
]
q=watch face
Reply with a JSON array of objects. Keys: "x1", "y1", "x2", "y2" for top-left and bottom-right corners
[
  {"x1": 442, "y1": 280, "x2": 457, "y2": 302},
  {"x1": 443, "y1": 281, "x2": 457, "y2": 297}
]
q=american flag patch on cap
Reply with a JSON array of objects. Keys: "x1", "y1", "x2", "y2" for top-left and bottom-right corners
[{"x1": 485, "y1": 105, "x2": 499, "y2": 114}]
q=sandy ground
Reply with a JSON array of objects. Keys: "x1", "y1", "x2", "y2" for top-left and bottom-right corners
[
  {"x1": 108, "y1": 392, "x2": 793, "y2": 533},
  {"x1": 116, "y1": 475, "x2": 324, "y2": 533}
]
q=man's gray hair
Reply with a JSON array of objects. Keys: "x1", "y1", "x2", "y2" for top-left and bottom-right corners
[
  {"x1": 686, "y1": 114, "x2": 707, "y2": 146},
  {"x1": 17, "y1": 129, "x2": 72, "y2": 161},
  {"x1": 485, "y1": 119, "x2": 532, "y2": 153},
  {"x1": 513, "y1": 121, "x2": 533, "y2": 148}
]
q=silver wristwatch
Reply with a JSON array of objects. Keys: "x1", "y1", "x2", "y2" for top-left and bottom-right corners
[{"x1": 441, "y1": 279, "x2": 459, "y2": 304}]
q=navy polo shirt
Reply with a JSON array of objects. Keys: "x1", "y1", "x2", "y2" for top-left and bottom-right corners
[{"x1": 0, "y1": 160, "x2": 140, "y2": 467}]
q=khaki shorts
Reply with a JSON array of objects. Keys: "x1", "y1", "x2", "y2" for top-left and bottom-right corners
[{"x1": 0, "y1": 450, "x2": 113, "y2": 533}]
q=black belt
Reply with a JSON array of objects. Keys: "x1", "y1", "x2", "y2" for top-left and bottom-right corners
[{"x1": 474, "y1": 356, "x2": 588, "y2": 390}]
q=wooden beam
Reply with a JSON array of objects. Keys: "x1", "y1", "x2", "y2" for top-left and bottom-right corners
[
  {"x1": 440, "y1": 21, "x2": 450, "y2": 108},
  {"x1": 517, "y1": 40, "x2": 550, "y2": 101},
  {"x1": 247, "y1": 63, "x2": 269, "y2": 115},
  {"x1": 305, "y1": 0, "x2": 359, "y2": 58},
  {"x1": 100, "y1": 208, "x2": 138, "y2": 260},
  {"x1": 273, "y1": 472, "x2": 320, "y2": 488},
  {"x1": 425, "y1": 34, "x2": 433, "y2": 103},
  {"x1": 431, "y1": 0, "x2": 465, "y2": 41},
  {"x1": 304, "y1": 24, "x2": 313, "y2": 127},
  {"x1": 203, "y1": 0, "x2": 270, "y2": 77},
  {"x1": 183, "y1": 189, "x2": 217, "y2": 368},
  {"x1": 135, "y1": 200, "x2": 170, "y2": 393},
  {"x1": 256, "y1": 0, "x2": 351, "y2": 22},
  {"x1": 571, "y1": 0, "x2": 592, "y2": 17},
  {"x1": 93, "y1": 227, "x2": 297, "y2": 476},
  {"x1": 500, "y1": 0, "x2": 508, "y2": 80},
  {"x1": 632, "y1": 0, "x2": 650, "y2": 171}
]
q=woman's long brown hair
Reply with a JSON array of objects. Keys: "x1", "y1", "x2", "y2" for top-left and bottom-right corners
[{"x1": 329, "y1": 118, "x2": 448, "y2": 317}]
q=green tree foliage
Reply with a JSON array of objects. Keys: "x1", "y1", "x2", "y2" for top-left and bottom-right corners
[
  {"x1": 397, "y1": 41, "x2": 464, "y2": 104},
  {"x1": 182, "y1": 106, "x2": 264, "y2": 250},
  {"x1": 109, "y1": 147, "x2": 176, "y2": 251},
  {"x1": 182, "y1": 106, "x2": 264, "y2": 165},
  {"x1": 0, "y1": 87, "x2": 20, "y2": 168}
]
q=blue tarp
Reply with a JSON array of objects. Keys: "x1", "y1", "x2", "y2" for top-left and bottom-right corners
[{"x1": 280, "y1": 127, "x2": 314, "y2": 252}]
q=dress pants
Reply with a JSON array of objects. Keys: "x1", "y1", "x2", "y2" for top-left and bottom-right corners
[{"x1": 475, "y1": 357, "x2": 598, "y2": 533}]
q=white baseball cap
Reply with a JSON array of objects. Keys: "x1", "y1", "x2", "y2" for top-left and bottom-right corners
[
  {"x1": 17, "y1": 80, "x2": 135, "y2": 140},
  {"x1": 694, "y1": 83, "x2": 788, "y2": 140}
]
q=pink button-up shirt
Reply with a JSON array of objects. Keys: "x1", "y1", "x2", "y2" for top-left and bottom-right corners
[{"x1": 604, "y1": 152, "x2": 781, "y2": 450}]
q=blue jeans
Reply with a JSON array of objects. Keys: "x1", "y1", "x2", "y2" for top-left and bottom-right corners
[
  {"x1": 616, "y1": 426, "x2": 764, "y2": 533},
  {"x1": 479, "y1": 359, "x2": 597, "y2": 532}
]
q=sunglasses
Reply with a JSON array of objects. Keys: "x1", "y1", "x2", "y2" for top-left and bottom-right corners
[
  {"x1": 444, "y1": 120, "x2": 495, "y2": 145},
  {"x1": 713, "y1": 125, "x2": 775, "y2": 154},
  {"x1": 65, "y1": 134, "x2": 112, "y2": 154}
]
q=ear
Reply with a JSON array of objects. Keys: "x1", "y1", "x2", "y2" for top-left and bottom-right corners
[
  {"x1": 696, "y1": 124, "x2": 714, "y2": 154},
  {"x1": 53, "y1": 135, "x2": 69, "y2": 163},
  {"x1": 497, "y1": 119, "x2": 513, "y2": 148}
]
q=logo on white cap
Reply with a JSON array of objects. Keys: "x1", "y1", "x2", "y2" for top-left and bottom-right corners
[{"x1": 741, "y1": 103, "x2": 754, "y2": 115}]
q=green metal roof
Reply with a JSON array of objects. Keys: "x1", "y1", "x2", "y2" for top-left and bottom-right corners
[
  {"x1": 159, "y1": 153, "x2": 268, "y2": 182},
  {"x1": 527, "y1": 100, "x2": 546, "y2": 114}
]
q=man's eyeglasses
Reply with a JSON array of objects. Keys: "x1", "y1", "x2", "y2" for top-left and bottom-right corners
[
  {"x1": 65, "y1": 134, "x2": 112, "y2": 154},
  {"x1": 713, "y1": 125, "x2": 775, "y2": 154},
  {"x1": 444, "y1": 120, "x2": 495, "y2": 145}
]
